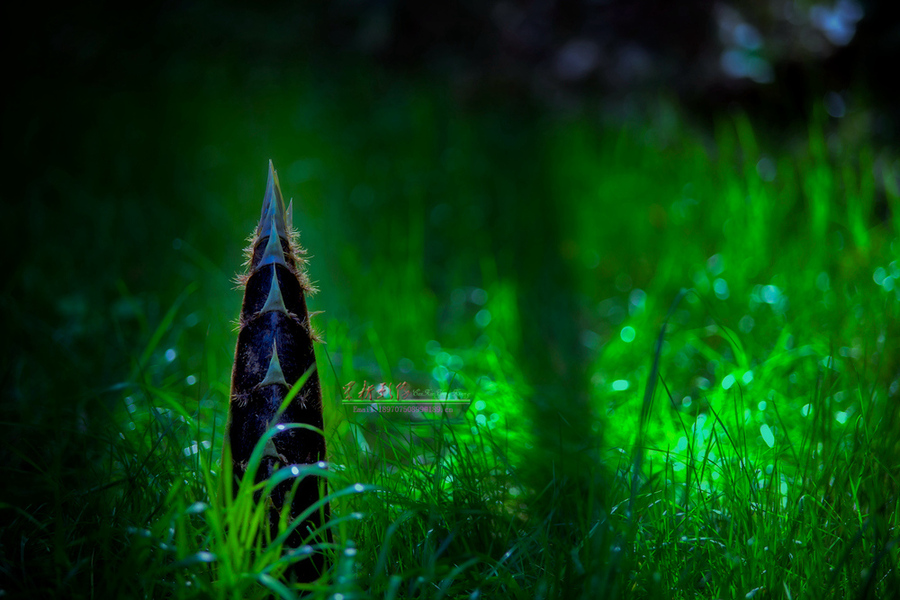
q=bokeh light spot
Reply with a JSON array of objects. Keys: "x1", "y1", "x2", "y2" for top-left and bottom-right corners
[
  {"x1": 714, "y1": 278, "x2": 730, "y2": 299},
  {"x1": 760, "y1": 423, "x2": 775, "y2": 448},
  {"x1": 722, "y1": 374, "x2": 736, "y2": 390}
]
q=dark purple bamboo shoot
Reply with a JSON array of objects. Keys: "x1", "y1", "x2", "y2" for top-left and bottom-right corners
[{"x1": 226, "y1": 161, "x2": 328, "y2": 582}]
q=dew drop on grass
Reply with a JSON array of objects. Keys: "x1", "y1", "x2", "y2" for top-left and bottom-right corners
[
  {"x1": 695, "y1": 413, "x2": 708, "y2": 431},
  {"x1": 760, "y1": 423, "x2": 775, "y2": 448},
  {"x1": 354, "y1": 483, "x2": 364, "y2": 492},
  {"x1": 762, "y1": 285, "x2": 781, "y2": 304},
  {"x1": 707, "y1": 253, "x2": 724, "y2": 275},
  {"x1": 291, "y1": 466, "x2": 300, "y2": 476},
  {"x1": 746, "y1": 586, "x2": 763, "y2": 598},
  {"x1": 742, "y1": 371, "x2": 754, "y2": 384},
  {"x1": 722, "y1": 374, "x2": 736, "y2": 390},
  {"x1": 432, "y1": 365, "x2": 450, "y2": 382},
  {"x1": 612, "y1": 380, "x2": 629, "y2": 391},
  {"x1": 758, "y1": 401, "x2": 767, "y2": 411},
  {"x1": 186, "y1": 502, "x2": 208, "y2": 515},
  {"x1": 185, "y1": 375, "x2": 197, "y2": 386},
  {"x1": 873, "y1": 267, "x2": 886, "y2": 285},
  {"x1": 713, "y1": 278, "x2": 730, "y2": 299},
  {"x1": 739, "y1": 315, "x2": 755, "y2": 333},
  {"x1": 165, "y1": 348, "x2": 177, "y2": 362},
  {"x1": 756, "y1": 157, "x2": 776, "y2": 182},
  {"x1": 175, "y1": 551, "x2": 216, "y2": 567},
  {"x1": 835, "y1": 411, "x2": 848, "y2": 424},
  {"x1": 629, "y1": 289, "x2": 646, "y2": 313},
  {"x1": 801, "y1": 404, "x2": 812, "y2": 417},
  {"x1": 475, "y1": 309, "x2": 492, "y2": 327},
  {"x1": 620, "y1": 326, "x2": 636, "y2": 343}
]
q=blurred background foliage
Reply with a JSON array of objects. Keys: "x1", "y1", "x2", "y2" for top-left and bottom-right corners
[{"x1": 1, "y1": 0, "x2": 899, "y2": 595}]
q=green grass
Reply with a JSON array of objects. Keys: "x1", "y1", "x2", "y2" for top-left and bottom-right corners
[{"x1": 1, "y1": 69, "x2": 898, "y2": 598}]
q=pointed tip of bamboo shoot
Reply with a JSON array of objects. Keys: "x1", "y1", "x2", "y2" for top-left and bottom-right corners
[
  {"x1": 258, "y1": 339, "x2": 287, "y2": 388},
  {"x1": 257, "y1": 161, "x2": 288, "y2": 240},
  {"x1": 260, "y1": 266, "x2": 288, "y2": 315}
]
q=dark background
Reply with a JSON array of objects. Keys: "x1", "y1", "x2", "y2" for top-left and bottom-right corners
[{"x1": 4, "y1": 1, "x2": 900, "y2": 128}]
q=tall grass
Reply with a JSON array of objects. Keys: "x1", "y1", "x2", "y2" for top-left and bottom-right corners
[{"x1": 1, "y1": 73, "x2": 898, "y2": 598}]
